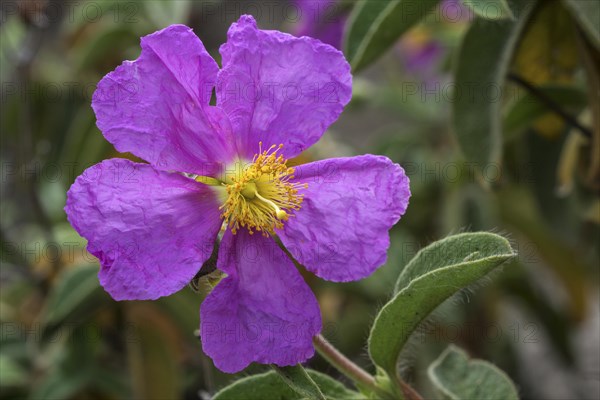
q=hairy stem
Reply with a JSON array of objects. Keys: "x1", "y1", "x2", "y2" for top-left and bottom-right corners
[
  {"x1": 312, "y1": 335, "x2": 392, "y2": 398},
  {"x1": 398, "y1": 378, "x2": 424, "y2": 400}
]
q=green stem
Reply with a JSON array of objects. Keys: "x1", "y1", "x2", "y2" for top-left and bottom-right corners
[{"x1": 312, "y1": 335, "x2": 393, "y2": 398}]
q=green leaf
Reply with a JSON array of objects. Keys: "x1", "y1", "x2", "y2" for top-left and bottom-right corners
[
  {"x1": 43, "y1": 264, "x2": 106, "y2": 326},
  {"x1": 0, "y1": 355, "x2": 27, "y2": 388},
  {"x1": 497, "y1": 187, "x2": 591, "y2": 321},
  {"x1": 513, "y1": 1, "x2": 579, "y2": 85},
  {"x1": 213, "y1": 370, "x2": 362, "y2": 400},
  {"x1": 369, "y1": 232, "x2": 515, "y2": 375},
  {"x1": 30, "y1": 329, "x2": 97, "y2": 400},
  {"x1": 76, "y1": 27, "x2": 139, "y2": 72},
  {"x1": 460, "y1": 0, "x2": 514, "y2": 20},
  {"x1": 29, "y1": 369, "x2": 88, "y2": 400},
  {"x1": 428, "y1": 345, "x2": 519, "y2": 400},
  {"x1": 344, "y1": 0, "x2": 442, "y2": 72},
  {"x1": 503, "y1": 85, "x2": 588, "y2": 139},
  {"x1": 272, "y1": 365, "x2": 326, "y2": 400},
  {"x1": 89, "y1": 366, "x2": 131, "y2": 398},
  {"x1": 127, "y1": 304, "x2": 182, "y2": 400},
  {"x1": 563, "y1": 0, "x2": 600, "y2": 49},
  {"x1": 144, "y1": 0, "x2": 192, "y2": 28},
  {"x1": 453, "y1": 0, "x2": 536, "y2": 180},
  {"x1": 509, "y1": 1, "x2": 581, "y2": 138}
]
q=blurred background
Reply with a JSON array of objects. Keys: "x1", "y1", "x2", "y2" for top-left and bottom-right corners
[{"x1": 1, "y1": 0, "x2": 598, "y2": 399}]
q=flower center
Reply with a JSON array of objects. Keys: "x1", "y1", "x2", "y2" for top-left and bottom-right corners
[{"x1": 213, "y1": 144, "x2": 307, "y2": 236}]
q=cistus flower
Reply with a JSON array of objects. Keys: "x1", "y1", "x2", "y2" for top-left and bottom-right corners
[
  {"x1": 397, "y1": 30, "x2": 445, "y2": 80},
  {"x1": 65, "y1": 15, "x2": 410, "y2": 373}
]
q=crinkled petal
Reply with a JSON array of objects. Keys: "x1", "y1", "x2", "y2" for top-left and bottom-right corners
[
  {"x1": 216, "y1": 15, "x2": 352, "y2": 160},
  {"x1": 200, "y1": 229, "x2": 321, "y2": 373},
  {"x1": 278, "y1": 155, "x2": 410, "y2": 282},
  {"x1": 65, "y1": 159, "x2": 223, "y2": 300},
  {"x1": 92, "y1": 25, "x2": 236, "y2": 176}
]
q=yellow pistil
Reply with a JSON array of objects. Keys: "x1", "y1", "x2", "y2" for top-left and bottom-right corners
[{"x1": 219, "y1": 143, "x2": 307, "y2": 236}]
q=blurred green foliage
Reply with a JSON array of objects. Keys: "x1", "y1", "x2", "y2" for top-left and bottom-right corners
[{"x1": 1, "y1": 1, "x2": 599, "y2": 399}]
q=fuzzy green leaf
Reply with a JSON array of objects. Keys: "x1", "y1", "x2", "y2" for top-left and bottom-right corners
[
  {"x1": 272, "y1": 365, "x2": 326, "y2": 400},
  {"x1": 369, "y1": 232, "x2": 516, "y2": 375},
  {"x1": 213, "y1": 370, "x2": 362, "y2": 400},
  {"x1": 428, "y1": 345, "x2": 519, "y2": 400},
  {"x1": 503, "y1": 85, "x2": 588, "y2": 139},
  {"x1": 453, "y1": 0, "x2": 536, "y2": 180},
  {"x1": 43, "y1": 264, "x2": 106, "y2": 326},
  {"x1": 29, "y1": 369, "x2": 89, "y2": 400},
  {"x1": 344, "y1": 0, "x2": 441, "y2": 72},
  {"x1": 144, "y1": 0, "x2": 192, "y2": 28},
  {"x1": 0, "y1": 355, "x2": 27, "y2": 388},
  {"x1": 563, "y1": 0, "x2": 600, "y2": 49},
  {"x1": 126, "y1": 304, "x2": 183, "y2": 400},
  {"x1": 460, "y1": 0, "x2": 514, "y2": 20}
]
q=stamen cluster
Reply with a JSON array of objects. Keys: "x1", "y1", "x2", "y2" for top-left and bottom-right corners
[{"x1": 221, "y1": 144, "x2": 307, "y2": 235}]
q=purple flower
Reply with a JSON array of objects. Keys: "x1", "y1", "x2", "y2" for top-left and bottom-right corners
[
  {"x1": 65, "y1": 15, "x2": 410, "y2": 373},
  {"x1": 399, "y1": 40, "x2": 445, "y2": 75},
  {"x1": 396, "y1": 32, "x2": 446, "y2": 85}
]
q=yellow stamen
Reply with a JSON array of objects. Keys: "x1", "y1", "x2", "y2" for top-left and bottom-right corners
[
  {"x1": 219, "y1": 143, "x2": 307, "y2": 236},
  {"x1": 254, "y1": 191, "x2": 288, "y2": 220}
]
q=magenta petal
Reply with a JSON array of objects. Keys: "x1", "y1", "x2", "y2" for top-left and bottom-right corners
[
  {"x1": 65, "y1": 159, "x2": 223, "y2": 300},
  {"x1": 92, "y1": 25, "x2": 236, "y2": 176},
  {"x1": 278, "y1": 155, "x2": 411, "y2": 282},
  {"x1": 216, "y1": 15, "x2": 352, "y2": 160},
  {"x1": 200, "y1": 229, "x2": 321, "y2": 373}
]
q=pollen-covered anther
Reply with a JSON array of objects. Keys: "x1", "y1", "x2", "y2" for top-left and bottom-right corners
[{"x1": 220, "y1": 143, "x2": 308, "y2": 236}]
